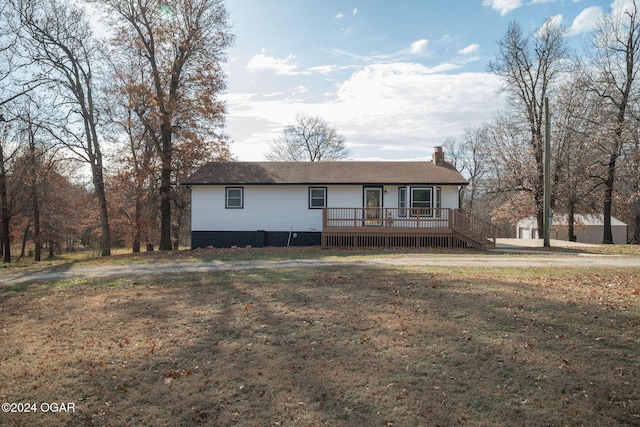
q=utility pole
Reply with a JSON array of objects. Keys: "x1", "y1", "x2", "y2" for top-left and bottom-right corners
[{"x1": 543, "y1": 97, "x2": 551, "y2": 248}]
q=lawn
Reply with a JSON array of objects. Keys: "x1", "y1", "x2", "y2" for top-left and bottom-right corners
[{"x1": 0, "y1": 251, "x2": 639, "y2": 426}]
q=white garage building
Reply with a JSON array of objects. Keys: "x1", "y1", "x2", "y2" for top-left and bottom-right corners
[{"x1": 516, "y1": 214, "x2": 628, "y2": 244}]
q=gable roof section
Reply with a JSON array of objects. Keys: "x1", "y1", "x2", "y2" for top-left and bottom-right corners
[{"x1": 183, "y1": 161, "x2": 468, "y2": 186}]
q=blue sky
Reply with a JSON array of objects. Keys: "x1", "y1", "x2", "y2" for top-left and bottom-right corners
[{"x1": 223, "y1": 0, "x2": 616, "y2": 161}]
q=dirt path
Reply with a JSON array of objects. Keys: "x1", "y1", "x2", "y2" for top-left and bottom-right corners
[{"x1": 1, "y1": 252, "x2": 638, "y2": 287}]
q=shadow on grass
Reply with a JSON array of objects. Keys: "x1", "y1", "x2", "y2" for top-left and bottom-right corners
[
  {"x1": 0, "y1": 265, "x2": 638, "y2": 426},
  {"x1": 0, "y1": 262, "x2": 79, "y2": 296}
]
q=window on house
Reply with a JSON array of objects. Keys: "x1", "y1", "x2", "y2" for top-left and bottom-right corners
[
  {"x1": 309, "y1": 187, "x2": 327, "y2": 209},
  {"x1": 435, "y1": 187, "x2": 442, "y2": 217},
  {"x1": 226, "y1": 187, "x2": 243, "y2": 209},
  {"x1": 411, "y1": 187, "x2": 432, "y2": 216},
  {"x1": 398, "y1": 187, "x2": 407, "y2": 217}
]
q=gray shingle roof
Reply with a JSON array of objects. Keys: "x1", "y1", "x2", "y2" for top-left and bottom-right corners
[{"x1": 183, "y1": 161, "x2": 468, "y2": 185}]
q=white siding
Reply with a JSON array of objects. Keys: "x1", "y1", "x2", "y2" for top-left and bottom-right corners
[
  {"x1": 191, "y1": 184, "x2": 462, "y2": 231},
  {"x1": 193, "y1": 185, "x2": 321, "y2": 232},
  {"x1": 440, "y1": 186, "x2": 460, "y2": 209},
  {"x1": 326, "y1": 185, "x2": 363, "y2": 208},
  {"x1": 517, "y1": 215, "x2": 629, "y2": 244}
]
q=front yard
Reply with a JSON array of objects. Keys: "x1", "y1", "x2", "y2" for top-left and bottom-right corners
[{"x1": 0, "y1": 250, "x2": 639, "y2": 426}]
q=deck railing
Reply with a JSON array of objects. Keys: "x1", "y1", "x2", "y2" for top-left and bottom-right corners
[
  {"x1": 323, "y1": 207, "x2": 452, "y2": 229},
  {"x1": 452, "y1": 210, "x2": 497, "y2": 249},
  {"x1": 322, "y1": 207, "x2": 497, "y2": 250}
]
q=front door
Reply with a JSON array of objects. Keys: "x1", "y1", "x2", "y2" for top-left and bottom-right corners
[{"x1": 364, "y1": 187, "x2": 383, "y2": 226}]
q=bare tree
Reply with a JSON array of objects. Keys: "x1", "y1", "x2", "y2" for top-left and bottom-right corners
[
  {"x1": 266, "y1": 113, "x2": 350, "y2": 162},
  {"x1": 618, "y1": 124, "x2": 640, "y2": 243},
  {"x1": 12, "y1": 0, "x2": 112, "y2": 255},
  {"x1": 98, "y1": 0, "x2": 234, "y2": 251},
  {"x1": 0, "y1": 117, "x2": 12, "y2": 263},
  {"x1": 443, "y1": 126, "x2": 490, "y2": 214},
  {"x1": 489, "y1": 19, "x2": 569, "y2": 237},
  {"x1": 22, "y1": 106, "x2": 43, "y2": 261},
  {"x1": 482, "y1": 112, "x2": 540, "y2": 224},
  {"x1": 581, "y1": 0, "x2": 640, "y2": 243},
  {"x1": 1, "y1": 1, "x2": 40, "y2": 262},
  {"x1": 102, "y1": 56, "x2": 158, "y2": 253},
  {"x1": 552, "y1": 77, "x2": 602, "y2": 240}
]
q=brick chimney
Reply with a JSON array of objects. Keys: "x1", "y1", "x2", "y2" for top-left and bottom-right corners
[{"x1": 432, "y1": 146, "x2": 445, "y2": 165}]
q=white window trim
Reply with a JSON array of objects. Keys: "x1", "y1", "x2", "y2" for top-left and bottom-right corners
[
  {"x1": 398, "y1": 187, "x2": 407, "y2": 217},
  {"x1": 410, "y1": 187, "x2": 433, "y2": 216},
  {"x1": 225, "y1": 187, "x2": 244, "y2": 209},
  {"x1": 309, "y1": 187, "x2": 327, "y2": 209}
]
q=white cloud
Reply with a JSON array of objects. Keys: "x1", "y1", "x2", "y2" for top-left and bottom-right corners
[
  {"x1": 458, "y1": 43, "x2": 480, "y2": 55},
  {"x1": 410, "y1": 39, "x2": 428, "y2": 54},
  {"x1": 246, "y1": 51, "x2": 298, "y2": 75},
  {"x1": 306, "y1": 64, "x2": 358, "y2": 75},
  {"x1": 536, "y1": 14, "x2": 564, "y2": 37},
  {"x1": 336, "y1": 12, "x2": 344, "y2": 19},
  {"x1": 483, "y1": 0, "x2": 523, "y2": 16},
  {"x1": 246, "y1": 52, "x2": 358, "y2": 77},
  {"x1": 225, "y1": 62, "x2": 505, "y2": 160},
  {"x1": 353, "y1": 8, "x2": 358, "y2": 15},
  {"x1": 307, "y1": 65, "x2": 338, "y2": 75},
  {"x1": 568, "y1": 6, "x2": 603, "y2": 35},
  {"x1": 612, "y1": 0, "x2": 637, "y2": 19},
  {"x1": 291, "y1": 85, "x2": 309, "y2": 95},
  {"x1": 326, "y1": 63, "x2": 505, "y2": 156}
]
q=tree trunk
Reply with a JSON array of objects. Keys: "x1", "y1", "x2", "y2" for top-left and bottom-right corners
[
  {"x1": 0, "y1": 141, "x2": 11, "y2": 263},
  {"x1": 33, "y1": 190, "x2": 41, "y2": 261},
  {"x1": 88, "y1": 124, "x2": 111, "y2": 257},
  {"x1": 94, "y1": 170, "x2": 111, "y2": 256},
  {"x1": 29, "y1": 130, "x2": 41, "y2": 261},
  {"x1": 172, "y1": 218, "x2": 180, "y2": 250},
  {"x1": 19, "y1": 221, "x2": 30, "y2": 260},
  {"x1": 130, "y1": 176, "x2": 143, "y2": 253},
  {"x1": 568, "y1": 204, "x2": 576, "y2": 242},
  {"x1": 172, "y1": 198, "x2": 184, "y2": 251},
  {"x1": 602, "y1": 154, "x2": 616, "y2": 244},
  {"x1": 158, "y1": 124, "x2": 173, "y2": 251},
  {"x1": 632, "y1": 213, "x2": 640, "y2": 244},
  {"x1": 132, "y1": 225, "x2": 141, "y2": 253},
  {"x1": 48, "y1": 239, "x2": 54, "y2": 259},
  {"x1": 0, "y1": 193, "x2": 10, "y2": 263},
  {"x1": 159, "y1": 166, "x2": 172, "y2": 251}
]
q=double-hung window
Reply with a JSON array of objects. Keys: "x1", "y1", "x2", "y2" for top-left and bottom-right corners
[
  {"x1": 435, "y1": 187, "x2": 442, "y2": 217},
  {"x1": 226, "y1": 187, "x2": 244, "y2": 209},
  {"x1": 411, "y1": 187, "x2": 432, "y2": 216},
  {"x1": 309, "y1": 187, "x2": 327, "y2": 209},
  {"x1": 398, "y1": 187, "x2": 408, "y2": 217}
]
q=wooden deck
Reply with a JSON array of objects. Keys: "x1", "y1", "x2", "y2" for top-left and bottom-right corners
[{"x1": 322, "y1": 208, "x2": 496, "y2": 250}]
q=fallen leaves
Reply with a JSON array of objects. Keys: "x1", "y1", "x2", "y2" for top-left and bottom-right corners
[{"x1": 1, "y1": 264, "x2": 638, "y2": 427}]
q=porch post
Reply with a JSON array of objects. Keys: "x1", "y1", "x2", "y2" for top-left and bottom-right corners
[{"x1": 322, "y1": 207, "x2": 327, "y2": 229}]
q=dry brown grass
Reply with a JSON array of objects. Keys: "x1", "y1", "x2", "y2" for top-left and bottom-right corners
[{"x1": 1, "y1": 261, "x2": 639, "y2": 426}]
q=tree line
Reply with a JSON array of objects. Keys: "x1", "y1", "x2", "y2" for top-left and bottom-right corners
[
  {"x1": 2, "y1": 1, "x2": 639, "y2": 263},
  {"x1": 446, "y1": 3, "x2": 640, "y2": 244},
  {"x1": 0, "y1": 0, "x2": 233, "y2": 262}
]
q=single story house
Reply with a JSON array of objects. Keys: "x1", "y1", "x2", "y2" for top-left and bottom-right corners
[
  {"x1": 516, "y1": 214, "x2": 628, "y2": 244},
  {"x1": 183, "y1": 148, "x2": 496, "y2": 250}
]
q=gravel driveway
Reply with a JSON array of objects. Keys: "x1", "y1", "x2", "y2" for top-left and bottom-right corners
[{"x1": 1, "y1": 247, "x2": 638, "y2": 287}]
